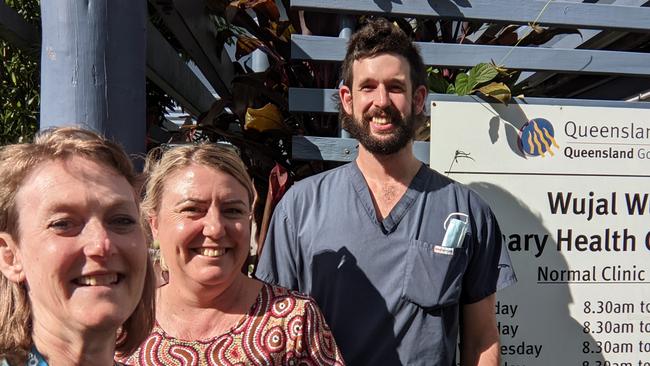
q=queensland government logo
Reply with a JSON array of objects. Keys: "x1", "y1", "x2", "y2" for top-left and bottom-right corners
[{"x1": 519, "y1": 118, "x2": 560, "y2": 158}]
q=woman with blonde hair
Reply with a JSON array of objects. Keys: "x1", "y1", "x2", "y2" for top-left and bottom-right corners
[
  {"x1": 120, "y1": 144, "x2": 343, "y2": 365},
  {"x1": 0, "y1": 127, "x2": 155, "y2": 365}
]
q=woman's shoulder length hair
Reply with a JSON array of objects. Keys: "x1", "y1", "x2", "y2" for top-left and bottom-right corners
[{"x1": 0, "y1": 127, "x2": 155, "y2": 361}]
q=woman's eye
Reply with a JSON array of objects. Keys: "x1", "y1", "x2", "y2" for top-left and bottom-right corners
[
  {"x1": 47, "y1": 219, "x2": 80, "y2": 236},
  {"x1": 111, "y1": 216, "x2": 136, "y2": 226},
  {"x1": 109, "y1": 216, "x2": 138, "y2": 234},
  {"x1": 180, "y1": 206, "x2": 205, "y2": 216},
  {"x1": 223, "y1": 207, "x2": 248, "y2": 219},
  {"x1": 48, "y1": 219, "x2": 72, "y2": 231}
]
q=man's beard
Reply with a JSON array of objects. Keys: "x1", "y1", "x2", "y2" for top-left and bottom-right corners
[{"x1": 342, "y1": 104, "x2": 417, "y2": 155}]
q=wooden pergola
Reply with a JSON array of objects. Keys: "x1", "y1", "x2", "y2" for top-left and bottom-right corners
[{"x1": 1, "y1": 0, "x2": 649, "y2": 159}]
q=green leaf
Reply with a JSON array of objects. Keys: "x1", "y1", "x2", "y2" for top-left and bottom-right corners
[
  {"x1": 477, "y1": 82, "x2": 512, "y2": 104},
  {"x1": 454, "y1": 73, "x2": 472, "y2": 96},
  {"x1": 468, "y1": 63, "x2": 498, "y2": 85},
  {"x1": 446, "y1": 83, "x2": 456, "y2": 94},
  {"x1": 427, "y1": 69, "x2": 450, "y2": 94}
]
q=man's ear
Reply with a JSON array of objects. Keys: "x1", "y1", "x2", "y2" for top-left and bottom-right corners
[
  {"x1": 413, "y1": 84, "x2": 428, "y2": 115},
  {"x1": 0, "y1": 233, "x2": 25, "y2": 283},
  {"x1": 148, "y1": 215, "x2": 159, "y2": 240},
  {"x1": 339, "y1": 85, "x2": 353, "y2": 115}
]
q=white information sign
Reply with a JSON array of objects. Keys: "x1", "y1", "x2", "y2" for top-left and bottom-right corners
[{"x1": 429, "y1": 97, "x2": 650, "y2": 366}]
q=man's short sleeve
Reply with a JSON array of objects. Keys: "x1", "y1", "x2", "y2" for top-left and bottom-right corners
[
  {"x1": 255, "y1": 199, "x2": 302, "y2": 291},
  {"x1": 461, "y1": 199, "x2": 516, "y2": 304}
]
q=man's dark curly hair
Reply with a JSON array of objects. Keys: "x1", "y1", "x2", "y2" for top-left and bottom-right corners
[{"x1": 340, "y1": 18, "x2": 427, "y2": 91}]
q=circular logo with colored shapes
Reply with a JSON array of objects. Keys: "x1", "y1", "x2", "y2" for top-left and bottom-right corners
[{"x1": 519, "y1": 118, "x2": 559, "y2": 157}]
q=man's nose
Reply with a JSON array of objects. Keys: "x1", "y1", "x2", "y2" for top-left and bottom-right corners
[{"x1": 373, "y1": 85, "x2": 390, "y2": 109}]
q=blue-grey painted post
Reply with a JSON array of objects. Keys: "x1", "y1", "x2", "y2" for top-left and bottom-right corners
[
  {"x1": 40, "y1": 0, "x2": 146, "y2": 156},
  {"x1": 338, "y1": 15, "x2": 354, "y2": 139},
  {"x1": 251, "y1": 15, "x2": 269, "y2": 72},
  {"x1": 251, "y1": 49, "x2": 269, "y2": 72}
]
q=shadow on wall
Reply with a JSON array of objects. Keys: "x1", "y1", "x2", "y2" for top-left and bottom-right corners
[
  {"x1": 483, "y1": 96, "x2": 532, "y2": 159},
  {"x1": 468, "y1": 182, "x2": 606, "y2": 365}
]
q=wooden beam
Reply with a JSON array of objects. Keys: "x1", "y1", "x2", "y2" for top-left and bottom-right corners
[
  {"x1": 289, "y1": 88, "x2": 437, "y2": 115},
  {"x1": 568, "y1": 76, "x2": 650, "y2": 100},
  {"x1": 149, "y1": 0, "x2": 233, "y2": 98},
  {"x1": 0, "y1": 1, "x2": 39, "y2": 55},
  {"x1": 146, "y1": 22, "x2": 216, "y2": 116},
  {"x1": 517, "y1": 0, "x2": 650, "y2": 87},
  {"x1": 289, "y1": 88, "x2": 650, "y2": 114},
  {"x1": 292, "y1": 35, "x2": 650, "y2": 76},
  {"x1": 289, "y1": 87, "x2": 338, "y2": 113},
  {"x1": 516, "y1": 30, "x2": 630, "y2": 89},
  {"x1": 517, "y1": 0, "x2": 650, "y2": 88},
  {"x1": 293, "y1": 136, "x2": 430, "y2": 163},
  {"x1": 291, "y1": 0, "x2": 650, "y2": 33}
]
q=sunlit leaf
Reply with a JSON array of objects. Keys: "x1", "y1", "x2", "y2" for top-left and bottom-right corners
[
  {"x1": 244, "y1": 103, "x2": 286, "y2": 132},
  {"x1": 477, "y1": 82, "x2": 511, "y2": 104},
  {"x1": 468, "y1": 63, "x2": 498, "y2": 85},
  {"x1": 454, "y1": 73, "x2": 471, "y2": 96}
]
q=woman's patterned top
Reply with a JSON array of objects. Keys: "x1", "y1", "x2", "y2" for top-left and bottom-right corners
[
  {"x1": 1, "y1": 347, "x2": 126, "y2": 365},
  {"x1": 118, "y1": 283, "x2": 344, "y2": 365}
]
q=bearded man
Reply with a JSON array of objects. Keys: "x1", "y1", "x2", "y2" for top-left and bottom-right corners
[{"x1": 256, "y1": 18, "x2": 516, "y2": 366}]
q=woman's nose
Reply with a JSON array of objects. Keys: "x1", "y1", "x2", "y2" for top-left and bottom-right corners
[
  {"x1": 202, "y1": 208, "x2": 226, "y2": 239},
  {"x1": 83, "y1": 220, "x2": 114, "y2": 258}
]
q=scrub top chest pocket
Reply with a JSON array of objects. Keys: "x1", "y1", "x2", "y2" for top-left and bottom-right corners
[{"x1": 401, "y1": 239, "x2": 468, "y2": 310}]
